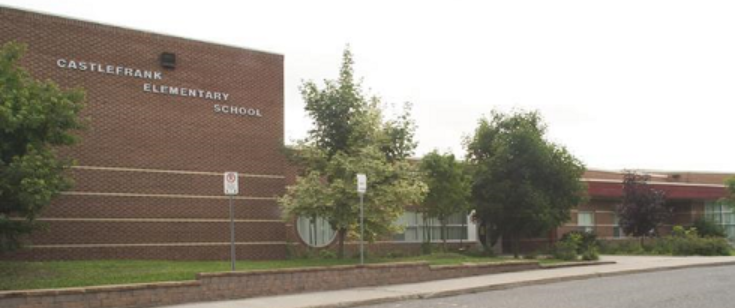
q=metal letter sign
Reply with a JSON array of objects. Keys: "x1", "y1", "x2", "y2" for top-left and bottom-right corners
[
  {"x1": 357, "y1": 174, "x2": 367, "y2": 194},
  {"x1": 224, "y1": 172, "x2": 239, "y2": 196}
]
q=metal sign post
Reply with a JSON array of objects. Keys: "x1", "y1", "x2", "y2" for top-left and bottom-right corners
[
  {"x1": 224, "y1": 172, "x2": 239, "y2": 272},
  {"x1": 357, "y1": 174, "x2": 367, "y2": 265}
]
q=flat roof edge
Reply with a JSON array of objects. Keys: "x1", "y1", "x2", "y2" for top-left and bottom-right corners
[
  {"x1": 583, "y1": 178, "x2": 727, "y2": 189},
  {"x1": 0, "y1": 5, "x2": 284, "y2": 57}
]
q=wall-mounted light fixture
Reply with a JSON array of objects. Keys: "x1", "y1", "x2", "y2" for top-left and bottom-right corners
[{"x1": 160, "y1": 52, "x2": 176, "y2": 69}]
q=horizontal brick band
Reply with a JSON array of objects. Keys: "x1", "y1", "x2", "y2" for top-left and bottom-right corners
[
  {"x1": 62, "y1": 191, "x2": 278, "y2": 200},
  {"x1": 68, "y1": 168, "x2": 285, "y2": 197},
  {"x1": 29, "y1": 242, "x2": 286, "y2": 248},
  {"x1": 73, "y1": 165, "x2": 285, "y2": 179},
  {"x1": 26, "y1": 220, "x2": 286, "y2": 245},
  {"x1": 13, "y1": 217, "x2": 283, "y2": 223},
  {"x1": 0, "y1": 244, "x2": 286, "y2": 261},
  {"x1": 44, "y1": 195, "x2": 282, "y2": 220}
]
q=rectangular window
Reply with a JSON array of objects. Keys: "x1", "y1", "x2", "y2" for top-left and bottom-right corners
[
  {"x1": 393, "y1": 211, "x2": 469, "y2": 243},
  {"x1": 578, "y1": 211, "x2": 595, "y2": 233},
  {"x1": 613, "y1": 214, "x2": 624, "y2": 238},
  {"x1": 705, "y1": 202, "x2": 735, "y2": 244}
]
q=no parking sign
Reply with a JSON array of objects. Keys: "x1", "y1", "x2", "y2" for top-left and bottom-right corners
[{"x1": 224, "y1": 172, "x2": 239, "y2": 195}]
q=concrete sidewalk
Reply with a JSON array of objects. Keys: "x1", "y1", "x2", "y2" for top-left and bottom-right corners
[{"x1": 162, "y1": 256, "x2": 735, "y2": 308}]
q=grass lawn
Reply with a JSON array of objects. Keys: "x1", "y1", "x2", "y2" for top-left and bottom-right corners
[{"x1": 0, "y1": 253, "x2": 528, "y2": 291}]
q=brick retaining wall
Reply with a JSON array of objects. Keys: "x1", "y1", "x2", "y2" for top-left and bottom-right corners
[{"x1": 0, "y1": 261, "x2": 540, "y2": 308}]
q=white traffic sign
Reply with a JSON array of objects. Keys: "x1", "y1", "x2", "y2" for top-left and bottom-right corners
[
  {"x1": 224, "y1": 172, "x2": 239, "y2": 196},
  {"x1": 357, "y1": 174, "x2": 367, "y2": 194}
]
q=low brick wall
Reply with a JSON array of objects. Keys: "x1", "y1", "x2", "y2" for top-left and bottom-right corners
[{"x1": 0, "y1": 261, "x2": 540, "y2": 308}]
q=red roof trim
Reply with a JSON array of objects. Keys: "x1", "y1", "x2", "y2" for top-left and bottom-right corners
[{"x1": 587, "y1": 181, "x2": 727, "y2": 200}]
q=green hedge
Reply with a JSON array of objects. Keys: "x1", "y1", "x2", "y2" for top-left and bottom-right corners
[{"x1": 599, "y1": 236, "x2": 733, "y2": 257}]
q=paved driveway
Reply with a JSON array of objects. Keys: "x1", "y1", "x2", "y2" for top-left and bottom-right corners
[
  {"x1": 162, "y1": 256, "x2": 735, "y2": 308},
  {"x1": 362, "y1": 265, "x2": 735, "y2": 308}
]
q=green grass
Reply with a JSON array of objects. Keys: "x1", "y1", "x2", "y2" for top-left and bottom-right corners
[{"x1": 0, "y1": 253, "x2": 518, "y2": 291}]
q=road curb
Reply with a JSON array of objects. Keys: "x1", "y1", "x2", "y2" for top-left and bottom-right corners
[{"x1": 301, "y1": 261, "x2": 735, "y2": 308}]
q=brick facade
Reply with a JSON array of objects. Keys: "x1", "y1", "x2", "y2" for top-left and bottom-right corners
[
  {"x1": 0, "y1": 261, "x2": 551, "y2": 308},
  {"x1": 0, "y1": 7, "x2": 732, "y2": 261},
  {"x1": 0, "y1": 7, "x2": 287, "y2": 261}
]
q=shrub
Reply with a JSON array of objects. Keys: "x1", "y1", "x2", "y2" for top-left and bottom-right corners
[
  {"x1": 319, "y1": 249, "x2": 337, "y2": 259},
  {"x1": 669, "y1": 236, "x2": 732, "y2": 256},
  {"x1": 385, "y1": 251, "x2": 405, "y2": 259},
  {"x1": 599, "y1": 236, "x2": 733, "y2": 257},
  {"x1": 561, "y1": 231, "x2": 597, "y2": 254},
  {"x1": 553, "y1": 240, "x2": 579, "y2": 261},
  {"x1": 597, "y1": 240, "x2": 646, "y2": 255},
  {"x1": 523, "y1": 251, "x2": 539, "y2": 260},
  {"x1": 582, "y1": 246, "x2": 600, "y2": 261},
  {"x1": 421, "y1": 242, "x2": 433, "y2": 255},
  {"x1": 692, "y1": 219, "x2": 727, "y2": 238}
]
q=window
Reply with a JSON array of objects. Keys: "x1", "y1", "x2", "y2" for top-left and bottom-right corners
[
  {"x1": 613, "y1": 215, "x2": 624, "y2": 238},
  {"x1": 393, "y1": 212, "x2": 469, "y2": 242},
  {"x1": 705, "y1": 202, "x2": 735, "y2": 243},
  {"x1": 296, "y1": 216, "x2": 336, "y2": 248},
  {"x1": 578, "y1": 211, "x2": 595, "y2": 233}
]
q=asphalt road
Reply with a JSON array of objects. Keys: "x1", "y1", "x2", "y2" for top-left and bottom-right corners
[{"x1": 361, "y1": 266, "x2": 735, "y2": 308}]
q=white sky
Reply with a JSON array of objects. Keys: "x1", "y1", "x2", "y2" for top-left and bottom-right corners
[{"x1": 2, "y1": 0, "x2": 735, "y2": 173}]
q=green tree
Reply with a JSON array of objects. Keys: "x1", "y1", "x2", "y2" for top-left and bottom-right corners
[
  {"x1": 418, "y1": 151, "x2": 471, "y2": 250},
  {"x1": 465, "y1": 110, "x2": 587, "y2": 258},
  {"x1": 279, "y1": 48, "x2": 426, "y2": 259},
  {"x1": 727, "y1": 176, "x2": 734, "y2": 203},
  {"x1": 0, "y1": 42, "x2": 85, "y2": 252}
]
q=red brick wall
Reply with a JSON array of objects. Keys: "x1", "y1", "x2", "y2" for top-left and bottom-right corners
[
  {"x1": 0, "y1": 7, "x2": 286, "y2": 261},
  {"x1": 0, "y1": 262, "x2": 543, "y2": 308}
]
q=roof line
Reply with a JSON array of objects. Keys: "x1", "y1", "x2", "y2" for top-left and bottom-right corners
[
  {"x1": 583, "y1": 178, "x2": 727, "y2": 188},
  {"x1": 0, "y1": 5, "x2": 283, "y2": 57}
]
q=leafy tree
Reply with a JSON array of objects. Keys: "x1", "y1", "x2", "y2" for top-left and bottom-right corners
[
  {"x1": 0, "y1": 42, "x2": 85, "y2": 252},
  {"x1": 418, "y1": 151, "x2": 471, "y2": 250},
  {"x1": 279, "y1": 48, "x2": 426, "y2": 259},
  {"x1": 616, "y1": 172, "x2": 671, "y2": 239},
  {"x1": 727, "y1": 176, "x2": 734, "y2": 203},
  {"x1": 692, "y1": 218, "x2": 727, "y2": 238},
  {"x1": 466, "y1": 110, "x2": 587, "y2": 258}
]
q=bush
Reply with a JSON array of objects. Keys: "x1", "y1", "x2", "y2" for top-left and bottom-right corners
[
  {"x1": 668, "y1": 236, "x2": 733, "y2": 256},
  {"x1": 561, "y1": 231, "x2": 597, "y2": 254},
  {"x1": 523, "y1": 251, "x2": 539, "y2": 260},
  {"x1": 385, "y1": 251, "x2": 406, "y2": 259},
  {"x1": 319, "y1": 249, "x2": 337, "y2": 259},
  {"x1": 599, "y1": 236, "x2": 733, "y2": 257},
  {"x1": 671, "y1": 225, "x2": 696, "y2": 238},
  {"x1": 421, "y1": 242, "x2": 433, "y2": 255},
  {"x1": 553, "y1": 240, "x2": 579, "y2": 261},
  {"x1": 582, "y1": 246, "x2": 600, "y2": 261},
  {"x1": 597, "y1": 240, "x2": 646, "y2": 255},
  {"x1": 692, "y1": 219, "x2": 727, "y2": 238}
]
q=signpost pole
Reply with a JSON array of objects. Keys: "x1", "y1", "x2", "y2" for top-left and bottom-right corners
[
  {"x1": 360, "y1": 193, "x2": 365, "y2": 265},
  {"x1": 357, "y1": 174, "x2": 367, "y2": 266},
  {"x1": 229, "y1": 195, "x2": 236, "y2": 272},
  {"x1": 224, "y1": 172, "x2": 239, "y2": 272}
]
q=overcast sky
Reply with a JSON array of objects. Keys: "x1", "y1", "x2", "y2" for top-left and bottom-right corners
[{"x1": 2, "y1": 0, "x2": 735, "y2": 172}]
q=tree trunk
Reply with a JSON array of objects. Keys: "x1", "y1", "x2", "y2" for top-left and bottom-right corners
[
  {"x1": 337, "y1": 228, "x2": 347, "y2": 259},
  {"x1": 513, "y1": 235, "x2": 521, "y2": 259}
]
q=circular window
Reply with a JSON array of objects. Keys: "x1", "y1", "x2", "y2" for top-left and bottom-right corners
[{"x1": 296, "y1": 216, "x2": 337, "y2": 248}]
